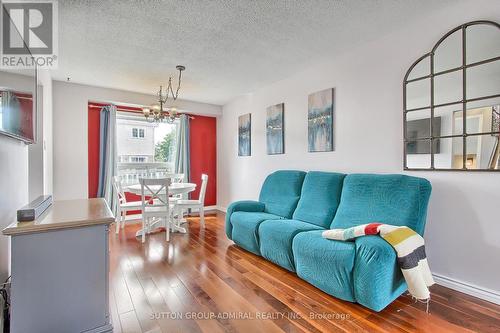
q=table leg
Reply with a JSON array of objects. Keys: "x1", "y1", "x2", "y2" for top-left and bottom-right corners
[
  {"x1": 135, "y1": 217, "x2": 163, "y2": 238},
  {"x1": 171, "y1": 210, "x2": 187, "y2": 233},
  {"x1": 135, "y1": 217, "x2": 186, "y2": 237}
]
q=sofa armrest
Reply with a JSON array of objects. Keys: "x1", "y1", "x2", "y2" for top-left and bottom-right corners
[
  {"x1": 225, "y1": 200, "x2": 265, "y2": 239},
  {"x1": 353, "y1": 236, "x2": 407, "y2": 312}
]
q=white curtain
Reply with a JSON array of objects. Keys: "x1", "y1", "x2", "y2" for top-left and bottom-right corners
[
  {"x1": 175, "y1": 114, "x2": 190, "y2": 196},
  {"x1": 97, "y1": 105, "x2": 117, "y2": 214}
]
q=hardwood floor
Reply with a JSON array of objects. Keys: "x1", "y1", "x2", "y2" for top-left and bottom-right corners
[{"x1": 109, "y1": 212, "x2": 500, "y2": 333}]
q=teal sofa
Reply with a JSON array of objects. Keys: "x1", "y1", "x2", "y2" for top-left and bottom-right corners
[{"x1": 225, "y1": 170, "x2": 432, "y2": 312}]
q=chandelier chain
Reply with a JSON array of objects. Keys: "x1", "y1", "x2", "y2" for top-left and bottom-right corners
[{"x1": 143, "y1": 65, "x2": 186, "y2": 123}]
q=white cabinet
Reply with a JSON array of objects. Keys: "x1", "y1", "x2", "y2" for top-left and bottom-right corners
[{"x1": 2, "y1": 199, "x2": 114, "y2": 333}]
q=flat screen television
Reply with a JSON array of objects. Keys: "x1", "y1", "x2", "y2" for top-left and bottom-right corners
[
  {"x1": 0, "y1": 82, "x2": 36, "y2": 144},
  {"x1": 0, "y1": 3, "x2": 37, "y2": 144}
]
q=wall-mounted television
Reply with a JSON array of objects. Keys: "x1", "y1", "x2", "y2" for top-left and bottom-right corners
[
  {"x1": 0, "y1": 81, "x2": 36, "y2": 144},
  {"x1": 0, "y1": 7, "x2": 38, "y2": 144}
]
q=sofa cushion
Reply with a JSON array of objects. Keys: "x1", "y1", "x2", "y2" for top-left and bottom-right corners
[
  {"x1": 353, "y1": 236, "x2": 407, "y2": 311},
  {"x1": 259, "y1": 170, "x2": 306, "y2": 218},
  {"x1": 292, "y1": 171, "x2": 345, "y2": 228},
  {"x1": 231, "y1": 212, "x2": 283, "y2": 255},
  {"x1": 259, "y1": 219, "x2": 324, "y2": 272},
  {"x1": 225, "y1": 200, "x2": 265, "y2": 239},
  {"x1": 292, "y1": 230, "x2": 356, "y2": 302},
  {"x1": 331, "y1": 174, "x2": 432, "y2": 235}
]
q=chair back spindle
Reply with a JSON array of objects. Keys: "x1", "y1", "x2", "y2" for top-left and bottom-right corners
[
  {"x1": 112, "y1": 176, "x2": 126, "y2": 203},
  {"x1": 198, "y1": 174, "x2": 209, "y2": 205},
  {"x1": 139, "y1": 178, "x2": 171, "y2": 210}
]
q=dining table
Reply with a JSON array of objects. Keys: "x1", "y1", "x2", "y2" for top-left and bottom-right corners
[{"x1": 126, "y1": 182, "x2": 197, "y2": 237}]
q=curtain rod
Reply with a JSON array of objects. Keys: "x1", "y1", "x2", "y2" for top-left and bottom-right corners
[
  {"x1": 88, "y1": 104, "x2": 195, "y2": 119},
  {"x1": 15, "y1": 96, "x2": 33, "y2": 101},
  {"x1": 1, "y1": 94, "x2": 33, "y2": 101},
  {"x1": 88, "y1": 104, "x2": 142, "y2": 113}
]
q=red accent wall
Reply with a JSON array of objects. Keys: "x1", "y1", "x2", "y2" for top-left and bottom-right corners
[
  {"x1": 189, "y1": 115, "x2": 217, "y2": 206},
  {"x1": 88, "y1": 105, "x2": 101, "y2": 198}
]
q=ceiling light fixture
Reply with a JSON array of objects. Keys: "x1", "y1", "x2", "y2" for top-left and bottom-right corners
[{"x1": 142, "y1": 65, "x2": 185, "y2": 123}]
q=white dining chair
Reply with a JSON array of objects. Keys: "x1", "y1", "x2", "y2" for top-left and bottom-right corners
[
  {"x1": 139, "y1": 178, "x2": 173, "y2": 243},
  {"x1": 153, "y1": 172, "x2": 184, "y2": 183},
  {"x1": 168, "y1": 173, "x2": 185, "y2": 203},
  {"x1": 173, "y1": 174, "x2": 208, "y2": 228},
  {"x1": 150, "y1": 173, "x2": 185, "y2": 206},
  {"x1": 168, "y1": 173, "x2": 185, "y2": 184},
  {"x1": 112, "y1": 176, "x2": 143, "y2": 234}
]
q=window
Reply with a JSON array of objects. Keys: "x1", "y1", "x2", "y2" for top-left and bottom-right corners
[
  {"x1": 132, "y1": 127, "x2": 144, "y2": 138},
  {"x1": 116, "y1": 113, "x2": 179, "y2": 185},
  {"x1": 131, "y1": 156, "x2": 146, "y2": 163}
]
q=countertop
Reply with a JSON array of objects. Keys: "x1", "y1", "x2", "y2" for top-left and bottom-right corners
[{"x1": 2, "y1": 198, "x2": 114, "y2": 236}]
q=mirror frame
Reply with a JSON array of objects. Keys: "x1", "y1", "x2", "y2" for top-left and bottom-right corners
[{"x1": 403, "y1": 20, "x2": 500, "y2": 171}]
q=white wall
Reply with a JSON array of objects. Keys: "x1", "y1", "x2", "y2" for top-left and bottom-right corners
[
  {"x1": 218, "y1": 1, "x2": 500, "y2": 301},
  {"x1": 26, "y1": 69, "x2": 53, "y2": 201},
  {"x1": 0, "y1": 136, "x2": 27, "y2": 282},
  {"x1": 40, "y1": 70, "x2": 53, "y2": 195},
  {"x1": 52, "y1": 81, "x2": 222, "y2": 200},
  {"x1": 0, "y1": 71, "x2": 47, "y2": 281},
  {"x1": 28, "y1": 83, "x2": 44, "y2": 201}
]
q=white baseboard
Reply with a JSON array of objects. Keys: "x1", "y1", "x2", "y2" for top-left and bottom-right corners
[
  {"x1": 217, "y1": 206, "x2": 227, "y2": 213},
  {"x1": 186, "y1": 205, "x2": 218, "y2": 214},
  {"x1": 204, "y1": 205, "x2": 218, "y2": 212},
  {"x1": 433, "y1": 273, "x2": 500, "y2": 305}
]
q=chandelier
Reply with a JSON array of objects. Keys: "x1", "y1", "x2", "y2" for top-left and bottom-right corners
[{"x1": 142, "y1": 65, "x2": 185, "y2": 123}]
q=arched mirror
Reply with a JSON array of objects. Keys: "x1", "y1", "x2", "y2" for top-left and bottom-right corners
[{"x1": 404, "y1": 21, "x2": 500, "y2": 171}]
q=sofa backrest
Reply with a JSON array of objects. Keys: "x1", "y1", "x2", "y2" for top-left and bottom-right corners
[
  {"x1": 292, "y1": 171, "x2": 345, "y2": 228},
  {"x1": 259, "y1": 170, "x2": 306, "y2": 218},
  {"x1": 330, "y1": 174, "x2": 432, "y2": 235}
]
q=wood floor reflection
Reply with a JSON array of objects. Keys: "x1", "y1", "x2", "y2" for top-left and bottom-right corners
[{"x1": 109, "y1": 211, "x2": 500, "y2": 333}]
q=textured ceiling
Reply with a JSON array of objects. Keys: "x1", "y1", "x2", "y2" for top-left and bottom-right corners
[{"x1": 54, "y1": 0, "x2": 455, "y2": 105}]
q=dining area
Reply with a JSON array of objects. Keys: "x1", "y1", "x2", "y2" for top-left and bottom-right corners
[{"x1": 112, "y1": 173, "x2": 208, "y2": 243}]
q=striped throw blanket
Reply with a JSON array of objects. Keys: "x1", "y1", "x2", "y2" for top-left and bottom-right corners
[{"x1": 322, "y1": 223, "x2": 434, "y2": 302}]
